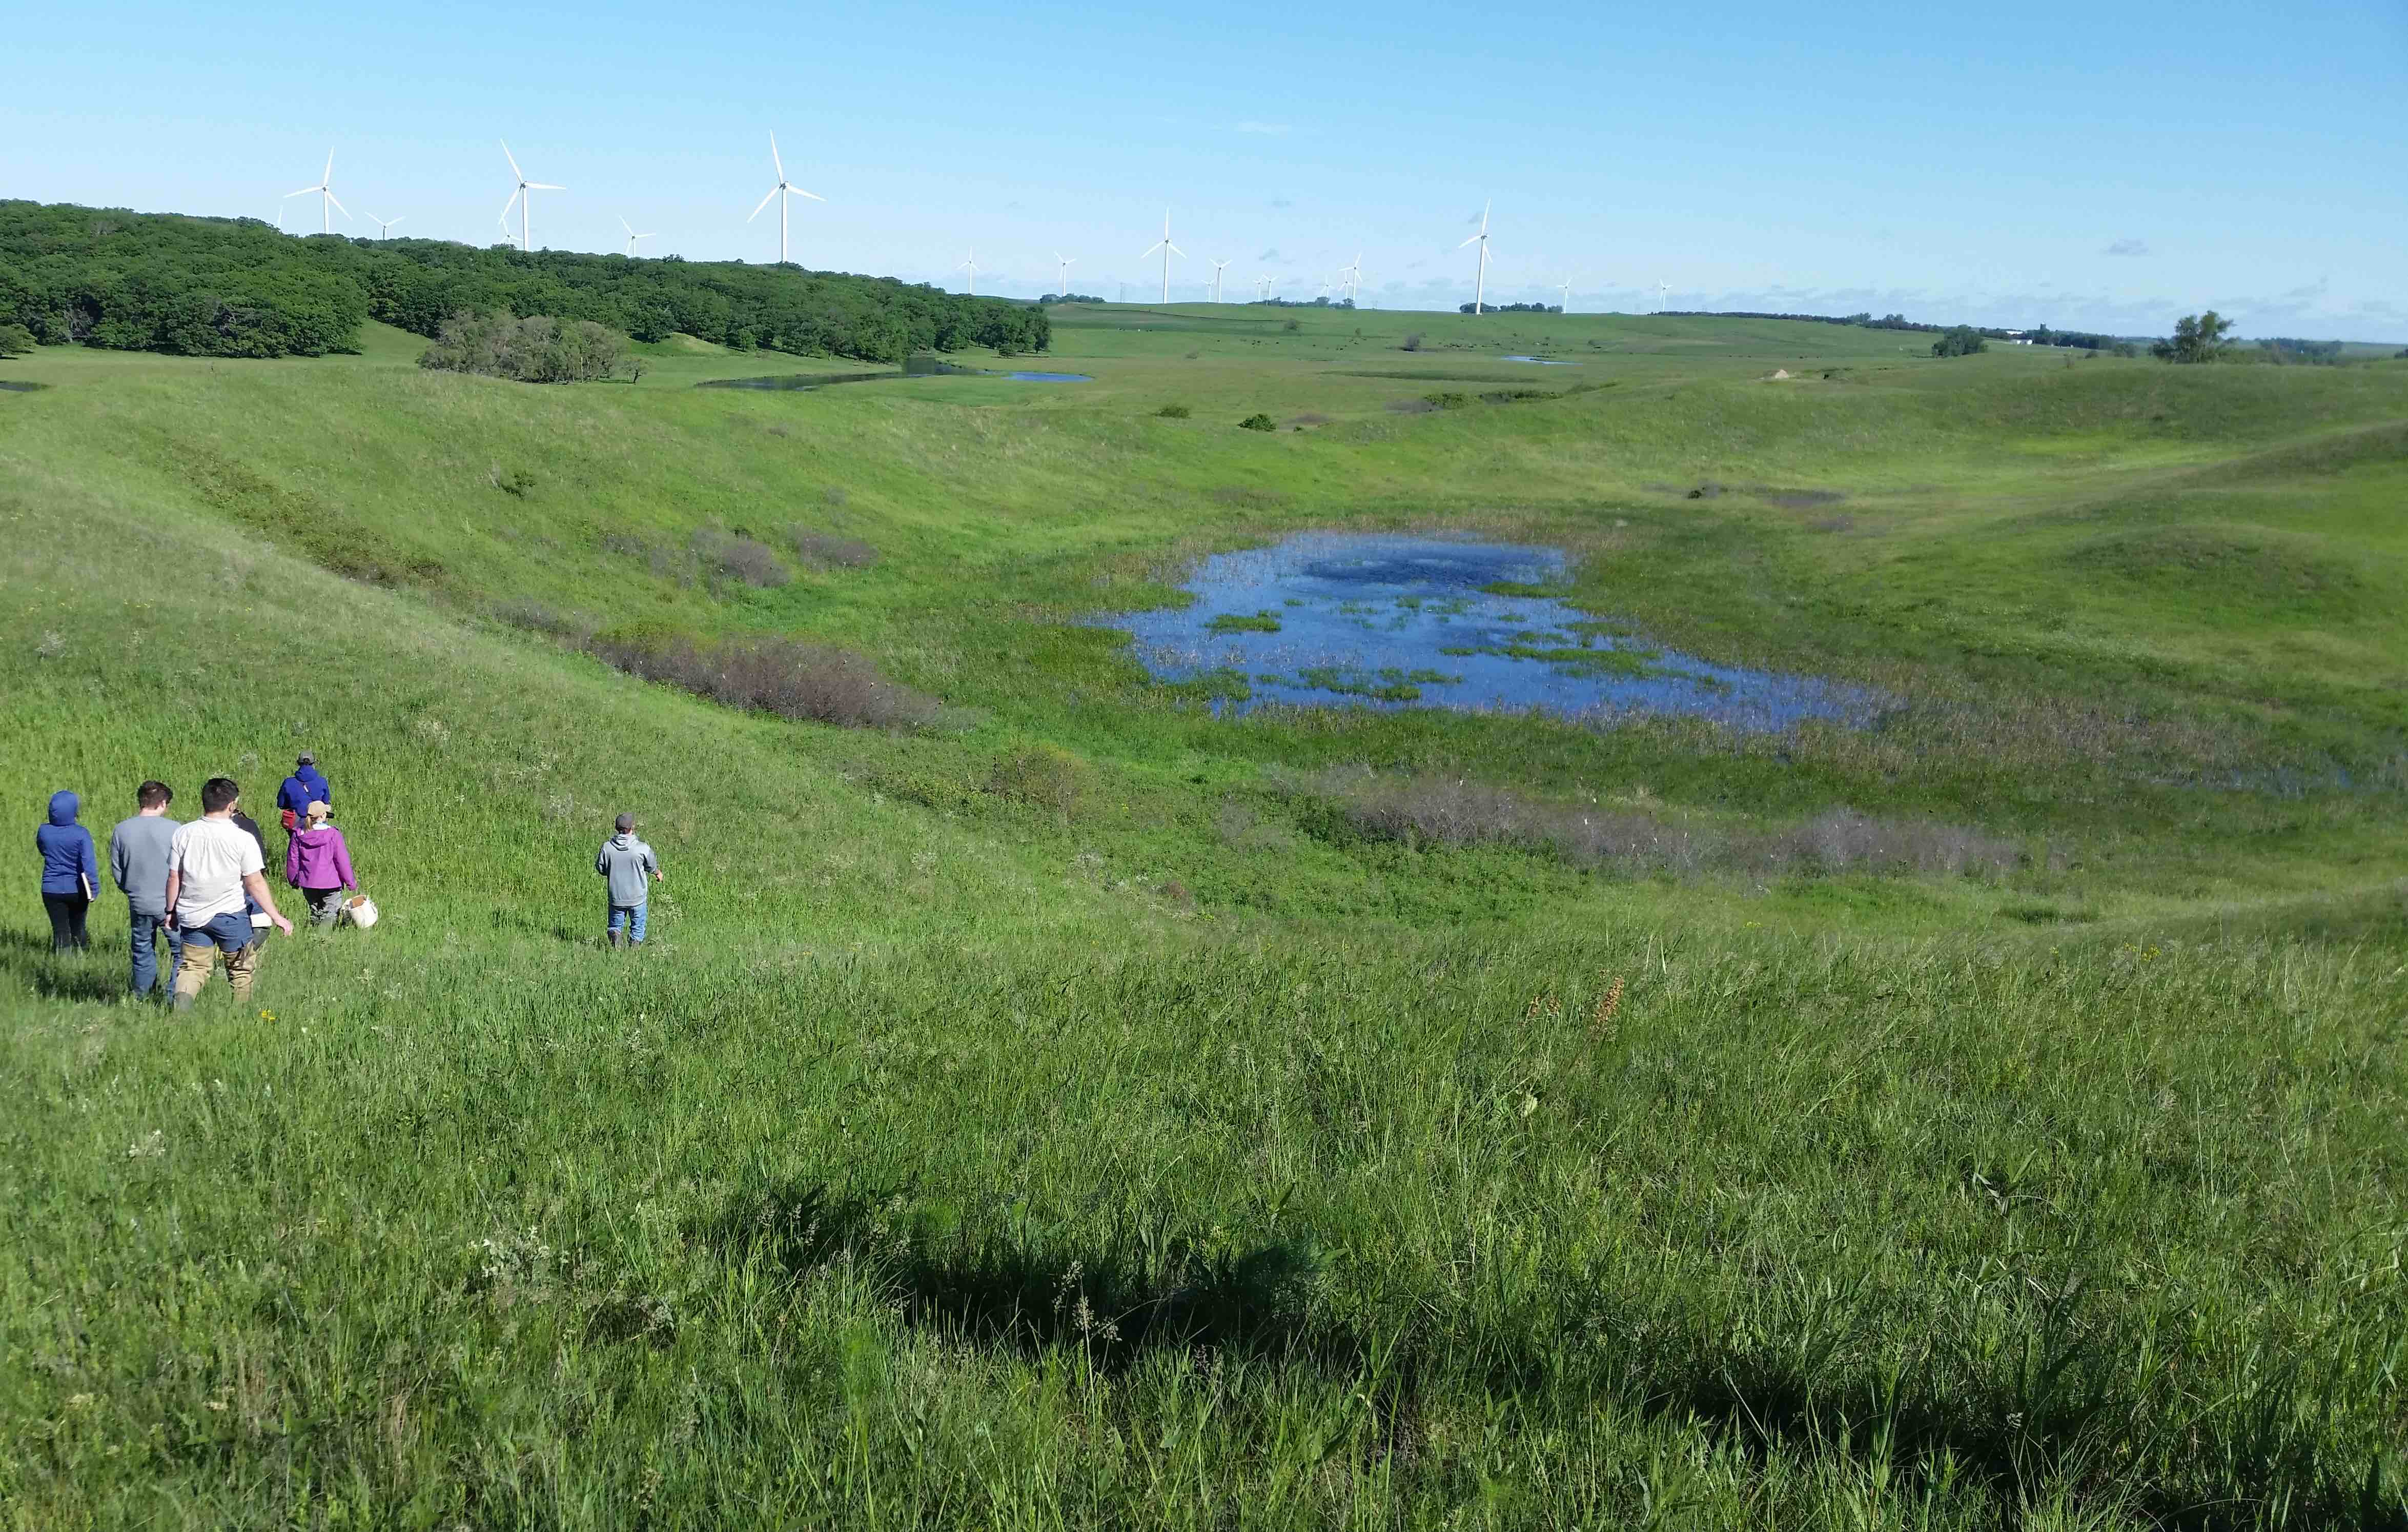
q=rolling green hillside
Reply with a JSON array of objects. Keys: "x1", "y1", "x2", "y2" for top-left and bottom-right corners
[{"x1": 3, "y1": 306, "x2": 2404, "y2": 1528}]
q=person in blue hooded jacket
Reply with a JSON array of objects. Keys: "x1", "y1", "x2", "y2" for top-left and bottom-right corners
[
  {"x1": 275, "y1": 753, "x2": 333, "y2": 847},
  {"x1": 35, "y1": 790, "x2": 99, "y2": 951}
]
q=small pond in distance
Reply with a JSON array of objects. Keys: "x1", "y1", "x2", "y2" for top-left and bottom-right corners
[
  {"x1": 1007, "y1": 371, "x2": 1094, "y2": 382},
  {"x1": 1102, "y1": 533, "x2": 1867, "y2": 730},
  {"x1": 1501, "y1": 355, "x2": 1581, "y2": 366}
]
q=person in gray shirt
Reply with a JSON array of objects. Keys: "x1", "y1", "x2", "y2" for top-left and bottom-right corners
[
  {"x1": 596, "y1": 812, "x2": 663, "y2": 949},
  {"x1": 109, "y1": 780, "x2": 182, "y2": 999}
]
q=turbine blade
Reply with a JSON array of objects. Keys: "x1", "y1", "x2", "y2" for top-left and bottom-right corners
[
  {"x1": 501, "y1": 189, "x2": 521, "y2": 220},
  {"x1": 324, "y1": 191, "x2": 351, "y2": 219},
  {"x1": 1140, "y1": 241, "x2": 1164, "y2": 257},
  {"x1": 322, "y1": 150, "x2": 335, "y2": 184},
  {"x1": 621, "y1": 215, "x2": 634, "y2": 234},
  {"x1": 1168, "y1": 243, "x2": 1185, "y2": 257},
  {"x1": 791, "y1": 187, "x2": 824, "y2": 202},
  {"x1": 527, "y1": 183, "x2": 565, "y2": 191},
  {"x1": 1458, "y1": 232, "x2": 1480, "y2": 248},
  {"x1": 770, "y1": 131, "x2": 784, "y2": 179},
  {"x1": 636, "y1": 232, "x2": 656, "y2": 239},
  {"x1": 285, "y1": 187, "x2": 317, "y2": 198},
  {"x1": 500, "y1": 140, "x2": 523, "y2": 179},
  {"x1": 748, "y1": 185, "x2": 780, "y2": 220},
  {"x1": 390, "y1": 217, "x2": 405, "y2": 228}
]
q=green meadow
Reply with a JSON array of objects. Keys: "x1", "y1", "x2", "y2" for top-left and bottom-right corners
[{"x1": 3, "y1": 303, "x2": 2404, "y2": 1528}]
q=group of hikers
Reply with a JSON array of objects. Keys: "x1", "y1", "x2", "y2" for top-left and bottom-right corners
[
  {"x1": 34, "y1": 752, "x2": 668, "y2": 1009},
  {"x1": 35, "y1": 755, "x2": 358, "y2": 1008}
]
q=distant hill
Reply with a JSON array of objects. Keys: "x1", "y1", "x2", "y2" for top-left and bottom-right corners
[{"x1": 0, "y1": 200, "x2": 1048, "y2": 363}]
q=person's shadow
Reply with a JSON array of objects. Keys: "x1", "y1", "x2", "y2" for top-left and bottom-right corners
[{"x1": 0, "y1": 925, "x2": 122, "y2": 1002}]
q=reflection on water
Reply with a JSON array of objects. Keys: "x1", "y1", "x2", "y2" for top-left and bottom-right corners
[
  {"x1": 1006, "y1": 371, "x2": 1094, "y2": 381},
  {"x1": 1501, "y1": 355, "x2": 1581, "y2": 366},
  {"x1": 1100, "y1": 533, "x2": 1868, "y2": 730}
]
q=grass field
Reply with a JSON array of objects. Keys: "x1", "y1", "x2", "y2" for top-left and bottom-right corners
[{"x1": 3, "y1": 304, "x2": 2405, "y2": 1528}]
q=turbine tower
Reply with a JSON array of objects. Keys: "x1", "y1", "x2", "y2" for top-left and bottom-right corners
[
  {"x1": 748, "y1": 132, "x2": 823, "y2": 266},
  {"x1": 620, "y1": 217, "x2": 657, "y2": 256},
  {"x1": 1558, "y1": 274, "x2": 1573, "y2": 312},
  {"x1": 1458, "y1": 199, "x2": 1493, "y2": 314},
  {"x1": 366, "y1": 214, "x2": 405, "y2": 240},
  {"x1": 1054, "y1": 253, "x2": 1076, "y2": 298},
  {"x1": 498, "y1": 142, "x2": 563, "y2": 253},
  {"x1": 1658, "y1": 279, "x2": 1669, "y2": 313},
  {"x1": 1140, "y1": 209, "x2": 1185, "y2": 304},
  {"x1": 957, "y1": 247, "x2": 978, "y2": 296},
  {"x1": 1210, "y1": 258, "x2": 1230, "y2": 303},
  {"x1": 283, "y1": 151, "x2": 349, "y2": 235}
]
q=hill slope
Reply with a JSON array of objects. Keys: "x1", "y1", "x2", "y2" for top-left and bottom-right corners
[{"x1": 3, "y1": 312, "x2": 2405, "y2": 1527}]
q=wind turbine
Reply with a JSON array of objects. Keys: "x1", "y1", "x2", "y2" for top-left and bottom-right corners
[
  {"x1": 619, "y1": 216, "x2": 657, "y2": 256},
  {"x1": 498, "y1": 141, "x2": 563, "y2": 253},
  {"x1": 1557, "y1": 274, "x2": 1574, "y2": 312},
  {"x1": 283, "y1": 151, "x2": 349, "y2": 235},
  {"x1": 1341, "y1": 252, "x2": 1363, "y2": 303},
  {"x1": 1658, "y1": 279, "x2": 1669, "y2": 313},
  {"x1": 747, "y1": 132, "x2": 823, "y2": 266},
  {"x1": 1458, "y1": 199, "x2": 1493, "y2": 314},
  {"x1": 957, "y1": 247, "x2": 978, "y2": 296},
  {"x1": 1210, "y1": 258, "x2": 1230, "y2": 303},
  {"x1": 1054, "y1": 253, "x2": 1076, "y2": 298},
  {"x1": 1140, "y1": 209, "x2": 1185, "y2": 303},
  {"x1": 366, "y1": 214, "x2": 405, "y2": 240}
]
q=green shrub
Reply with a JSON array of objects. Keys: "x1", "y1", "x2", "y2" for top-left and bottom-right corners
[
  {"x1": 1155, "y1": 404, "x2": 1192, "y2": 419},
  {"x1": 1238, "y1": 413, "x2": 1277, "y2": 432},
  {"x1": 987, "y1": 742, "x2": 1090, "y2": 815},
  {"x1": 0, "y1": 322, "x2": 35, "y2": 357},
  {"x1": 1423, "y1": 391, "x2": 1470, "y2": 410}
]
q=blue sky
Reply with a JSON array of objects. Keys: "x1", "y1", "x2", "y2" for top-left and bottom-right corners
[{"x1": 7, "y1": 0, "x2": 2402, "y2": 337}]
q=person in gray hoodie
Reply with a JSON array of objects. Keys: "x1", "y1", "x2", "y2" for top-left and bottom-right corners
[
  {"x1": 595, "y1": 812, "x2": 663, "y2": 949},
  {"x1": 109, "y1": 780, "x2": 182, "y2": 998}
]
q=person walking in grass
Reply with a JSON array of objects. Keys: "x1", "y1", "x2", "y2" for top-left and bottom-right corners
[
  {"x1": 284, "y1": 801, "x2": 358, "y2": 928},
  {"x1": 109, "y1": 780, "x2": 182, "y2": 997},
  {"x1": 35, "y1": 789, "x2": 99, "y2": 952},
  {"x1": 166, "y1": 777, "x2": 290, "y2": 1010},
  {"x1": 275, "y1": 752, "x2": 332, "y2": 849},
  {"x1": 596, "y1": 812, "x2": 662, "y2": 950}
]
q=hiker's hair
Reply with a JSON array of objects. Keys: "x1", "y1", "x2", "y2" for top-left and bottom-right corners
[
  {"x1": 615, "y1": 812, "x2": 635, "y2": 833},
  {"x1": 137, "y1": 780, "x2": 172, "y2": 809},
  {"x1": 200, "y1": 777, "x2": 239, "y2": 813}
]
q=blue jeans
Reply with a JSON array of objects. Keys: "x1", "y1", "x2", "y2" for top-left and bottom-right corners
[
  {"x1": 607, "y1": 903, "x2": 647, "y2": 944},
  {"x1": 129, "y1": 909, "x2": 182, "y2": 997}
]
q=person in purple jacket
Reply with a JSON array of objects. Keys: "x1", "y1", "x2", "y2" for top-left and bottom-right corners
[{"x1": 283, "y1": 801, "x2": 358, "y2": 929}]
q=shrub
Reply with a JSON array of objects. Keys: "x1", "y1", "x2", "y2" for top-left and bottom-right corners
[
  {"x1": 1281, "y1": 319, "x2": 1301, "y2": 332},
  {"x1": 987, "y1": 743, "x2": 1090, "y2": 815},
  {"x1": 1400, "y1": 332, "x2": 1424, "y2": 352},
  {"x1": 1423, "y1": 391, "x2": 1470, "y2": 410},
  {"x1": 493, "y1": 599, "x2": 595, "y2": 641},
  {"x1": 419, "y1": 309, "x2": 628, "y2": 382},
  {"x1": 0, "y1": 322, "x2": 35, "y2": 357},
  {"x1": 586, "y1": 629, "x2": 938, "y2": 730},
  {"x1": 1155, "y1": 404, "x2": 1192, "y2": 419},
  {"x1": 1930, "y1": 326, "x2": 1987, "y2": 358},
  {"x1": 790, "y1": 528, "x2": 880, "y2": 569},
  {"x1": 1237, "y1": 413, "x2": 1277, "y2": 432},
  {"x1": 692, "y1": 529, "x2": 791, "y2": 588}
]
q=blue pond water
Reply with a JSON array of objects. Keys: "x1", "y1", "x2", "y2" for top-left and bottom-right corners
[
  {"x1": 1007, "y1": 371, "x2": 1094, "y2": 382},
  {"x1": 1103, "y1": 533, "x2": 1868, "y2": 730},
  {"x1": 1501, "y1": 355, "x2": 1581, "y2": 366}
]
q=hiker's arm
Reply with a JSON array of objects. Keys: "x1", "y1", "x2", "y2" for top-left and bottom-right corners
[
  {"x1": 241, "y1": 872, "x2": 294, "y2": 936},
  {"x1": 164, "y1": 869, "x2": 179, "y2": 918}
]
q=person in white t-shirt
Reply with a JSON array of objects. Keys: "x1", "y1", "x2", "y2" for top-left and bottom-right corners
[{"x1": 165, "y1": 776, "x2": 292, "y2": 1011}]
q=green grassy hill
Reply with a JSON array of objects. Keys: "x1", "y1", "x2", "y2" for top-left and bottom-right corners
[{"x1": 3, "y1": 307, "x2": 2404, "y2": 1527}]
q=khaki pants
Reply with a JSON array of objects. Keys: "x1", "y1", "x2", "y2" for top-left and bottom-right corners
[{"x1": 172, "y1": 931, "x2": 259, "y2": 1006}]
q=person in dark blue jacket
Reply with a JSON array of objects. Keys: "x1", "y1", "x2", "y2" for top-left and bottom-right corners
[
  {"x1": 275, "y1": 753, "x2": 332, "y2": 845},
  {"x1": 35, "y1": 789, "x2": 99, "y2": 951}
]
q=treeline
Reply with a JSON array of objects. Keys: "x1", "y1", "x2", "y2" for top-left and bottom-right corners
[
  {"x1": 1459, "y1": 302, "x2": 1559, "y2": 314},
  {"x1": 2254, "y1": 337, "x2": 2344, "y2": 365},
  {"x1": 1665, "y1": 310, "x2": 2128, "y2": 351},
  {"x1": 0, "y1": 200, "x2": 1049, "y2": 362}
]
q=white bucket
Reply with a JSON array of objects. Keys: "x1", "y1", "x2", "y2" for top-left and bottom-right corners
[{"x1": 341, "y1": 894, "x2": 379, "y2": 929}]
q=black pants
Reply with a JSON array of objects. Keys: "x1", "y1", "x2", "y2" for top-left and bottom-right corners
[{"x1": 43, "y1": 892, "x2": 91, "y2": 951}]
